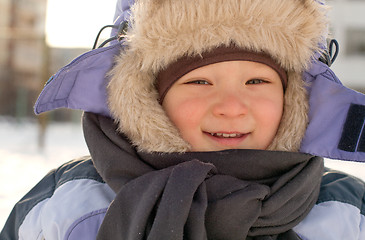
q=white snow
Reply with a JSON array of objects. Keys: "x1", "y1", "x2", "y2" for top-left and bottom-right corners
[
  {"x1": 1, "y1": 118, "x2": 365, "y2": 229},
  {"x1": 0, "y1": 117, "x2": 89, "y2": 229}
]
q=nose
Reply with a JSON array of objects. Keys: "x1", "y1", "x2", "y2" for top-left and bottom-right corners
[{"x1": 211, "y1": 91, "x2": 248, "y2": 118}]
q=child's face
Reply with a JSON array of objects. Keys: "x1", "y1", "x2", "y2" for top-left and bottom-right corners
[{"x1": 162, "y1": 61, "x2": 284, "y2": 151}]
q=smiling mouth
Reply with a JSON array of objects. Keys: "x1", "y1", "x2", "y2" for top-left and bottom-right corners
[
  {"x1": 203, "y1": 131, "x2": 249, "y2": 148},
  {"x1": 207, "y1": 132, "x2": 245, "y2": 138}
]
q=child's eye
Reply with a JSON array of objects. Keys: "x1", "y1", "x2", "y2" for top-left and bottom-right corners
[
  {"x1": 185, "y1": 80, "x2": 211, "y2": 85},
  {"x1": 246, "y1": 79, "x2": 268, "y2": 85}
]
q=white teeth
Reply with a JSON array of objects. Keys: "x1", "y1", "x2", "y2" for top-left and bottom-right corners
[{"x1": 210, "y1": 133, "x2": 242, "y2": 138}]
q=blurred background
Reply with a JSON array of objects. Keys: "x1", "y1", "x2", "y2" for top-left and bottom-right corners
[
  {"x1": 0, "y1": 0, "x2": 365, "y2": 229},
  {"x1": 0, "y1": 0, "x2": 116, "y2": 228}
]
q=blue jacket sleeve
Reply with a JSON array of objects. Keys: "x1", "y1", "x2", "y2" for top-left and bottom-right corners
[{"x1": 0, "y1": 157, "x2": 100, "y2": 240}]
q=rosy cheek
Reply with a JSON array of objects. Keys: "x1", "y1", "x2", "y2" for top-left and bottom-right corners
[
  {"x1": 165, "y1": 96, "x2": 208, "y2": 149},
  {"x1": 256, "y1": 97, "x2": 283, "y2": 142},
  {"x1": 170, "y1": 98, "x2": 204, "y2": 130}
]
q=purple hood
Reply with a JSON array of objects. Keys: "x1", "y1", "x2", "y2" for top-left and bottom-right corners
[{"x1": 34, "y1": 0, "x2": 365, "y2": 162}]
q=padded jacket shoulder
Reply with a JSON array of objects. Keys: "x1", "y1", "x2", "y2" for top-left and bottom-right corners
[
  {"x1": 0, "y1": 157, "x2": 115, "y2": 240},
  {"x1": 1, "y1": 159, "x2": 364, "y2": 240}
]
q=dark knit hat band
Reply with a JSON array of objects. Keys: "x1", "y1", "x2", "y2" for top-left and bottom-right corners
[{"x1": 156, "y1": 46, "x2": 287, "y2": 103}]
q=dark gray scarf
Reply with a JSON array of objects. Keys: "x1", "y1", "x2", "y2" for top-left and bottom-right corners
[{"x1": 82, "y1": 112, "x2": 324, "y2": 240}]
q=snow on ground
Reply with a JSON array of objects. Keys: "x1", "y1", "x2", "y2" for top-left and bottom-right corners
[
  {"x1": 0, "y1": 117, "x2": 89, "y2": 229},
  {"x1": 1, "y1": 117, "x2": 365, "y2": 229}
]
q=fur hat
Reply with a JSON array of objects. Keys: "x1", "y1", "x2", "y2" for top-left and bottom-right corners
[{"x1": 107, "y1": 0, "x2": 329, "y2": 153}]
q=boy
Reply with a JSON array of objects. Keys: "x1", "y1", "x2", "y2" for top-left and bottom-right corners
[
  {"x1": 162, "y1": 60, "x2": 284, "y2": 151},
  {"x1": 1, "y1": 0, "x2": 365, "y2": 239}
]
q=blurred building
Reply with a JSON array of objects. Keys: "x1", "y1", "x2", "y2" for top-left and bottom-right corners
[
  {"x1": 0, "y1": 0, "x2": 47, "y2": 118},
  {"x1": 0, "y1": 0, "x2": 87, "y2": 120},
  {"x1": 328, "y1": 0, "x2": 365, "y2": 91}
]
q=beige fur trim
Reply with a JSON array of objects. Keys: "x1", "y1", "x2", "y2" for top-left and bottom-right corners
[
  {"x1": 108, "y1": 0, "x2": 328, "y2": 153},
  {"x1": 108, "y1": 50, "x2": 191, "y2": 152},
  {"x1": 268, "y1": 72, "x2": 309, "y2": 151}
]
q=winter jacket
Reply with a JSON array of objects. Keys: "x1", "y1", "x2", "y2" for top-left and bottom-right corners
[{"x1": 1, "y1": 156, "x2": 364, "y2": 240}]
